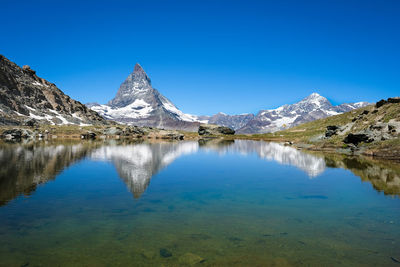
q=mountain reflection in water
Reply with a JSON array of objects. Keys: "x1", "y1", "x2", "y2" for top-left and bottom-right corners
[
  {"x1": 0, "y1": 139, "x2": 399, "y2": 205},
  {"x1": 90, "y1": 142, "x2": 199, "y2": 198}
]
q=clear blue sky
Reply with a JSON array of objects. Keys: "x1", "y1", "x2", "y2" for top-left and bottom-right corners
[{"x1": 1, "y1": 0, "x2": 399, "y2": 115}]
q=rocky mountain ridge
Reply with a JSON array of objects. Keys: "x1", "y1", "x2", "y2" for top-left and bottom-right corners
[{"x1": 0, "y1": 55, "x2": 106, "y2": 126}]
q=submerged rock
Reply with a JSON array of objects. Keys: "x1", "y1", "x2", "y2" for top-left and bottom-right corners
[
  {"x1": 140, "y1": 249, "x2": 156, "y2": 259},
  {"x1": 159, "y1": 248, "x2": 172, "y2": 258},
  {"x1": 178, "y1": 252, "x2": 205, "y2": 265}
]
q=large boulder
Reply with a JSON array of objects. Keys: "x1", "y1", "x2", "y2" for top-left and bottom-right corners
[
  {"x1": 198, "y1": 125, "x2": 235, "y2": 136},
  {"x1": 103, "y1": 126, "x2": 123, "y2": 136},
  {"x1": 343, "y1": 133, "x2": 373, "y2": 145}
]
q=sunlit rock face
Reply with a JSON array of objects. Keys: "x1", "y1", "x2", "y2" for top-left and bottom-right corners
[
  {"x1": 90, "y1": 142, "x2": 199, "y2": 198},
  {"x1": 0, "y1": 142, "x2": 95, "y2": 206}
]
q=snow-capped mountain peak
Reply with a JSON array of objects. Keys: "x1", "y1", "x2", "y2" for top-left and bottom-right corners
[
  {"x1": 108, "y1": 63, "x2": 152, "y2": 108},
  {"x1": 235, "y1": 93, "x2": 370, "y2": 134},
  {"x1": 90, "y1": 64, "x2": 200, "y2": 131}
]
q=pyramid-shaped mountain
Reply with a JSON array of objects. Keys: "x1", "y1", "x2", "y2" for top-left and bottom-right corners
[{"x1": 89, "y1": 64, "x2": 201, "y2": 131}]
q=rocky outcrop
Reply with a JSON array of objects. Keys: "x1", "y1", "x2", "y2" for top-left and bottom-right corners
[
  {"x1": 325, "y1": 125, "x2": 341, "y2": 137},
  {"x1": 0, "y1": 55, "x2": 107, "y2": 126},
  {"x1": 340, "y1": 120, "x2": 400, "y2": 146},
  {"x1": 376, "y1": 97, "x2": 400, "y2": 108},
  {"x1": 198, "y1": 125, "x2": 235, "y2": 136}
]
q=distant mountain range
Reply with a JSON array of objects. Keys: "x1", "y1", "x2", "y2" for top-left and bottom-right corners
[
  {"x1": 0, "y1": 55, "x2": 106, "y2": 126},
  {"x1": 89, "y1": 63, "x2": 370, "y2": 133},
  {"x1": 0, "y1": 55, "x2": 370, "y2": 132},
  {"x1": 228, "y1": 93, "x2": 369, "y2": 134}
]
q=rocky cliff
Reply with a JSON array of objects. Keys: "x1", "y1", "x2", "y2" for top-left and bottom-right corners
[{"x1": 0, "y1": 55, "x2": 106, "y2": 126}]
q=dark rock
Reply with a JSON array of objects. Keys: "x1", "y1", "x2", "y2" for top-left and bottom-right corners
[
  {"x1": 325, "y1": 125, "x2": 340, "y2": 137},
  {"x1": 161, "y1": 133, "x2": 184, "y2": 140},
  {"x1": 361, "y1": 110, "x2": 369, "y2": 115},
  {"x1": 198, "y1": 126, "x2": 208, "y2": 135},
  {"x1": 81, "y1": 132, "x2": 96, "y2": 139},
  {"x1": 216, "y1": 126, "x2": 235, "y2": 135},
  {"x1": 369, "y1": 124, "x2": 383, "y2": 130},
  {"x1": 391, "y1": 256, "x2": 400, "y2": 264},
  {"x1": 376, "y1": 99, "x2": 387, "y2": 108},
  {"x1": 343, "y1": 133, "x2": 373, "y2": 145},
  {"x1": 198, "y1": 125, "x2": 235, "y2": 135},
  {"x1": 375, "y1": 97, "x2": 399, "y2": 108},
  {"x1": 23, "y1": 118, "x2": 38, "y2": 127},
  {"x1": 159, "y1": 248, "x2": 172, "y2": 258},
  {"x1": 388, "y1": 97, "x2": 400, "y2": 104}
]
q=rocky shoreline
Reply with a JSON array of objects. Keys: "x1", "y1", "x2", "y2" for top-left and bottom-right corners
[
  {"x1": 1, "y1": 119, "x2": 399, "y2": 162},
  {"x1": 0, "y1": 123, "x2": 236, "y2": 142}
]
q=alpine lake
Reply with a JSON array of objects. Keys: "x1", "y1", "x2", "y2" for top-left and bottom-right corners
[{"x1": 0, "y1": 139, "x2": 399, "y2": 266}]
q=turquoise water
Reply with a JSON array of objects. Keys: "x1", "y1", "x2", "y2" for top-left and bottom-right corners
[{"x1": 0, "y1": 140, "x2": 399, "y2": 266}]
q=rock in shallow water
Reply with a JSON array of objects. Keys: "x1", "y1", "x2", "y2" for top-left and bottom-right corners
[
  {"x1": 159, "y1": 248, "x2": 172, "y2": 258},
  {"x1": 178, "y1": 252, "x2": 205, "y2": 265}
]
